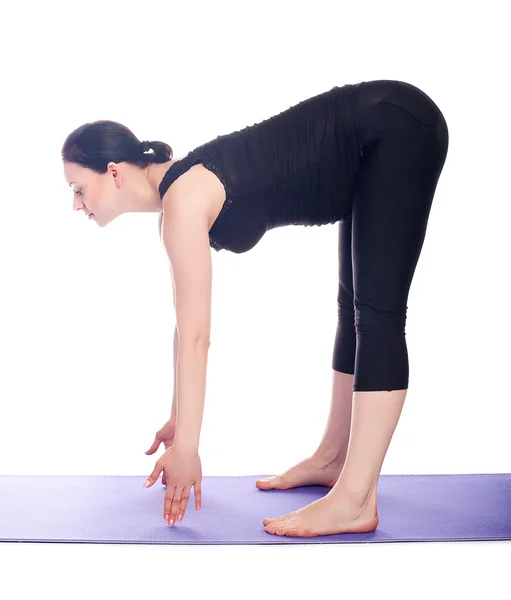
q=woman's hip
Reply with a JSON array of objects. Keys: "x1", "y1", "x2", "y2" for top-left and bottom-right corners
[{"x1": 353, "y1": 79, "x2": 449, "y2": 163}]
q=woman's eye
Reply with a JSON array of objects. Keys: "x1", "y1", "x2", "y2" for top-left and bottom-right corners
[{"x1": 75, "y1": 189, "x2": 82, "y2": 196}]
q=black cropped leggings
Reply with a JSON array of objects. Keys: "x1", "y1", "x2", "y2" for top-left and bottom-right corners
[{"x1": 332, "y1": 80, "x2": 449, "y2": 392}]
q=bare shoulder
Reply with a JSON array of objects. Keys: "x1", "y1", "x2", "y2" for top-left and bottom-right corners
[{"x1": 161, "y1": 163, "x2": 226, "y2": 233}]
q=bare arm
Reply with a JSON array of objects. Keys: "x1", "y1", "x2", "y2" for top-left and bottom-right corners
[
  {"x1": 174, "y1": 340, "x2": 210, "y2": 450},
  {"x1": 160, "y1": 183, "x2": 212, "y2": 451},
  {"x1": 161, "y1": 214, "x2": 179, "y2": 425},
  {"x1": 163, "y1": 227, "x2": 206, "y2": 438},
  {"x1": 170, "y1": 326, "x2": 178, "y2": 423}
]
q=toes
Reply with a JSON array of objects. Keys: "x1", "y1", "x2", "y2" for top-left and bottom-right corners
[
  {"x1": 286, "y1": 527, "x2": 310, "y2": 537},
  {"x1": 264, "y1": 523, "x2": 282, "y2": 535},
  {"x1": 263, "y1": 512, "x2": 294, "y2": 526},
  {"x1": 264, "y1": 521, "x2": 314, "y2": 537},
  {"x1": 256, "y1": 476, "x2": 280, "y2": 489},
  {"x1": 264, "y1": 514, "x2": 297, "y2": 535},
  {"x1": 264, "y1": 520, "x2": 282, "y2": 534},
  {"x1": 263, "y1": 516, "x2": 283, "y2": 528}
]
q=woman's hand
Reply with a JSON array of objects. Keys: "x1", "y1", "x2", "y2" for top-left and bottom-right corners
[
  {"x1": 143, "y1": 445, "x2": 202, "y2": 526},
  {"x1": 145, "y1": 419, "x2": 176, "y2": 486}
]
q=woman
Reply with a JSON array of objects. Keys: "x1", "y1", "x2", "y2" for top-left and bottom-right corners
[{"x1": 62, "y1": 79, "x2": 449, "y2": 537}]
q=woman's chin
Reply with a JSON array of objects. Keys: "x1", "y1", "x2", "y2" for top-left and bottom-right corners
[{"x1": 90, "y1": 215, "x2": 103, "y2": 226}]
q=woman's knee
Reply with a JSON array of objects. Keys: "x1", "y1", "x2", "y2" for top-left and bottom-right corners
[{"x1": 354, "y1": 302, "x2": 407, "y2": 335}]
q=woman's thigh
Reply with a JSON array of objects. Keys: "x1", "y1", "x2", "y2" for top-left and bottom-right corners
[{"x1": 351, "y1": 80, "x2": 449, "y2": 318}]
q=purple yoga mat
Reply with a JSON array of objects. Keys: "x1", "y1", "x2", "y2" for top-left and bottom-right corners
[{"x1": 1, "y1": 473, "x2": 510, "y2": 544}]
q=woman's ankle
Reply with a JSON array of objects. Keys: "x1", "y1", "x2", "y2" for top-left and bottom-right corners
[{"x1": 313, "y1": 443, "x2": 347, "y2": 466}]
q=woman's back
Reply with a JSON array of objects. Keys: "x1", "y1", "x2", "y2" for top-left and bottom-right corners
[{"x1": 158, "y1": 82, "x2": 362, "y2": 253}]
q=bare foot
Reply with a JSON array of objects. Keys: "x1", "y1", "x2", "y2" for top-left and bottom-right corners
[
  {"x1": 255, "y1": 454, "x2": 344, "y2": 490},
  {"x1": 262, "y1": 488, "x2": 379, "y2": 537}
]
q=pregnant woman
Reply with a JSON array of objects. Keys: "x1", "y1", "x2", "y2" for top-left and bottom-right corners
[{"x1": 62, "y1": 79, "x2": 449, "y2": 537}]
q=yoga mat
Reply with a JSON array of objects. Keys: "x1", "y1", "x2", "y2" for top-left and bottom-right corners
[{"x1": 1, "y1": 473, "x2": 510, "y2": 545}]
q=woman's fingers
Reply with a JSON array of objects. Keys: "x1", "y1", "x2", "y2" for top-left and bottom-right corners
[
  {"x1": 163, "y1": 486, "x2": 192, "y2": 525},
  {"x1": 145, "y1": 434, "x2": 161, "y2": 455},
  {"x1": 143, "y1": 461, "x2": 163, "y2": 488},
  {"x1": 163, "y1": 485, "x2": 175, "y2": 520},
  {"x1": 177, "y1": 486, "x2": 192, "y2": 521},
  {"x1": 164, "y1": 487, "x2": 181, "y2": 525},
  {"x1": 194, "y1": 482, "x2": 202, "y2": 511},
  {"x1": 161, "y1": 442, "x2": 172, "y2": 485}
]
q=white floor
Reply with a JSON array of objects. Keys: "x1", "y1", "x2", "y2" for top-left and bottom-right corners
[{"x1": 2, "y1": 541, "x2": 509, "y2": 599}]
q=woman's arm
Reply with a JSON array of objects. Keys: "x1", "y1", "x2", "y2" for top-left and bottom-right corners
[
  {"x1": 170, "y1": 325, "x2": 178, "y2": 422},
  {"x1": 163, "y1": 210, "x2": 179, "y2": 425},
  {"x1": 160, "y1": 182, "x2": 213, "y2": 452},
  {"x1": 174, "y1": 339, "x2": 210, "y2": 450}
]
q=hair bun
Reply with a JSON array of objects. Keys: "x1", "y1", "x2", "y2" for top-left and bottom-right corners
[{"x1": 140, "y1": 140, "x2": 151, "y2": 152}]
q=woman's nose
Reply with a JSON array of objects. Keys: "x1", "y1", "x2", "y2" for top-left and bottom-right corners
[{"x1": 73, "y1": 199, "x2": 86, "y2": 212}]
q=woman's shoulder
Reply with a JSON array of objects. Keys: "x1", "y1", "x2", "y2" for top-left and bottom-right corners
[{"x1": 161, "y1": 160, "x2": 227, "y2": 234}]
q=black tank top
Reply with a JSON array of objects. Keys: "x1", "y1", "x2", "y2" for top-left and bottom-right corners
[{"x1": 158, "y1": 82, "x2": 362, "y2": 253}]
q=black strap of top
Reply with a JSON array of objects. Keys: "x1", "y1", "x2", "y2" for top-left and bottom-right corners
[{"x1": 158, "y1": 151, "x2": 201, "y2": 198}]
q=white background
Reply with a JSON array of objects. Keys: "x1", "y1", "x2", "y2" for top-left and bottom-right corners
[{"x1": 0, "y1": 0, "x2": 509, "y2": 597}]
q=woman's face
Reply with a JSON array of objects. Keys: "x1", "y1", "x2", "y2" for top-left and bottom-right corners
[{"x1": 63, "y1": 162, "x2": 122, "y2": 227}]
